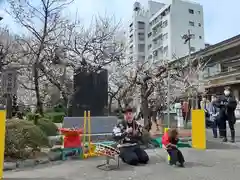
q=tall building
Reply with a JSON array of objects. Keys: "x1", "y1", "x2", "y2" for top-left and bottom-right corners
[{"x1": 128, "y1": 0, "x2": 205, "y2": 65}]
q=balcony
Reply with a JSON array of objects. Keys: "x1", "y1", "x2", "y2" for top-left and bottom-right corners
[
  {"x1": 152, "y1": 42, "x2": 163, "y2": 51},
  {"x1": 203, "y1": 69, "x2": 240, "y2": 80}
]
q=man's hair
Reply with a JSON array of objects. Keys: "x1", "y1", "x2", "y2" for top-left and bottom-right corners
[
  {"x1": 123, "y1": 107, "x2": 133, "y2": 113},
  {"x1": 168, "y1": 128, "x2": 178, "y2": 139},
  {"x1": 224, "y1": 86, "x2": 231, "y2": 90}
]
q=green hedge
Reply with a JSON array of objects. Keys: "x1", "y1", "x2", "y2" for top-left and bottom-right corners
[
  {"x1": 44, "y1": 112, "x2": 65, "y2": 123},
  {"x1": 26, "y1": 113, "x2": 35, "y2": 121},
  {"x1": 37, "y1": 119, "x2": 59, "y2": 136},
  {"x1": 5, "y1": 120, "x2": 49, "y2": 159},
  {"x1": 27, "y1": 112, "x2": 65, "y2": 123}
]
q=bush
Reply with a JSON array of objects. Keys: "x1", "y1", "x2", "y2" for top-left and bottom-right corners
[
  {"x1": 45, "y1": 112, "x2": 65, "y2": 123},
  {"x1": 37, "y1": 118, "x2": 59, "y2": 136},
  {"x1": 26, "y1": 112, "x2": 35, "y2": 121},
  {"x1": 5, "y1": 119, "x2": 49, "y2": 159},
  {"x1": 53, "y1": 104, "x2": 66, "y2": 113}
]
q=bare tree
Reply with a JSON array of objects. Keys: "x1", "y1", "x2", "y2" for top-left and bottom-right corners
[
  {"x1": 108, "y1": 60, "x2": 137, "y2": 114},
  {"x1": 8, "y1": 0, "x2": 73, "y2": 115},
  {"x1": 62, "y1": 15, "x2": 125, "y2": 72}
]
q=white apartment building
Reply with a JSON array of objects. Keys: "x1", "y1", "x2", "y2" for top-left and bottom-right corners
[{"x1": 128, "y1": 0, "x2": 205, "y2": 65}]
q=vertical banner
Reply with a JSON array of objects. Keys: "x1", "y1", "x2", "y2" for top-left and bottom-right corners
[
  {"x1": 0, "y1": 110, "x2": 6, "y2": 178},
  {"x1": 191, "y1": 109, "x2": 206, "y2": 150}
]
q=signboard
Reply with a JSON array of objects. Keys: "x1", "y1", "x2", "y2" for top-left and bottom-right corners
[{"x1": 0, "y1": 69, "x2": 17, "y2": 95}]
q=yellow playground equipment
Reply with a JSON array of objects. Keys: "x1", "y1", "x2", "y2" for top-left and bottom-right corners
[
  {"x1": 83, "y1": 110, "x2": 98, "y2": 158},
  {"x1": 0, "y1": 110, "x2": 6, "y2": 179}
]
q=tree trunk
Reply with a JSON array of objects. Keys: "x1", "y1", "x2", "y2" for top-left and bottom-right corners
[
  {"x1": 33, "y1": 63, "x2": 43, "y2": 115},
  {"x1": 108, "y1": 96, "x2": 113, "y2": 115},
  {"x1": 6, "y1": 94, "x2": 12, "y2": 119},
  {"x1": 141, "y1": 98, "x2": 151, "y2": 131},
  {"x1": 117, "y1": 99, "x2": 123, "y2": 112}
]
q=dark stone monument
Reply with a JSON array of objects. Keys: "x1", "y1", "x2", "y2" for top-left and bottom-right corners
[{"x1": 72, "y1": 68, "x2": 108, "y2": 117}]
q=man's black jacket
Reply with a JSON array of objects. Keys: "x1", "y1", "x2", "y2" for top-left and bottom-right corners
[
  {"x1": 215, "y1": 94, "x2": 237, "y2": 123},
  {"x1": 112, "y1": 120, "x2": 143, "y2": 144}
]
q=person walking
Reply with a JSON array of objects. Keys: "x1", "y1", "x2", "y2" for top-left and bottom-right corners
[
  {"x1": 208, "y1": 95, "x2": 220, "y2": 138},
  {"x1": 217, "y1": 86, "x2": 237, "y2": 142},
  {"x1": 200, "y1": 95, "x2": 211, "y2": 128},
  {"x1": 182, "y1": 99, "x2": 189, "y2": 126}
]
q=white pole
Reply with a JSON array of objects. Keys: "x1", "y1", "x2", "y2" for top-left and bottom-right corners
[{"x1": 167, "y1": 66, "x2": 170, "y2": 128}]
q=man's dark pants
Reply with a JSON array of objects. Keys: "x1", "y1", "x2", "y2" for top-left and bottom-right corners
[
  {"x1": 219, "y1": 113, "x2": 235, "y2": 139},
  {"x1": 212, "y1": 119, "x2": 220, "y2": 138},
  {"x1": 119, "y1": 145, "x2": 149, "y2": 165}
]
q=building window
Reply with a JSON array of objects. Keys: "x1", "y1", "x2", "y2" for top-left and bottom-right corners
[
  {"x1": 198, "y1": 23, "x2": 201, "y2": 27},
  {"x1": 189, "y1": 21, "x2": 194, "y2": 26},
  {"x1": 138, "y1": 33, "x2": 145, "y2": 41},
  {"x1": 148, "y1": 32, "x2": 152, "y2": 37},
  {"x1": 190, "y1": 47, "x2": 196, "y2": 52},
  {"x1": 162, "y1": 20, "x2": 168, "y2": 28},
  {"x1": 199, "y1": 36, "x2": 202, "y2": 39},
  {"x1": 153, "y1": 50, "x2": 158, "y2": 57},
  {"x1": 138, "y1": 44, "x2": 145, "y2": 52},
  {"x1": 138, "y1": 21, "x2": 145, "y2": 29},
  {"x1": 198, "y1": 10, "x2": 201, "y2": 14},
  {"x1": 163, "y1": 33, "x2": 168, "y2": 40},
  {"x1": 189, "y1": 9, "x2": 194, "y2": 14}
]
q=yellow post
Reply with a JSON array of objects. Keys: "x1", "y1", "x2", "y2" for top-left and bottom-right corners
[
  {"x1": 191, "y1": 109, "x2": 206, "y2": 150},
  {"x1": 87, "y1": 111, "x2": 91, "y2": 144},
  {"x1": 83, "y1": 111, "x2": 87, "y2": 144},
  {"x1": 164, "y1": 128, "x2": 169, "y2": 133},
  {"x1": 83, "y1": 111, "x2": 87, "y2": 156},
  {"x1": 0, "y1": 110, "x2": 6, "y2": 179}
]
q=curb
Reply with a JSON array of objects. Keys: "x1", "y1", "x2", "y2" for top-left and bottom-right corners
[{"x1": 3, "y1": 152, "x2": 61, "y2": 171}]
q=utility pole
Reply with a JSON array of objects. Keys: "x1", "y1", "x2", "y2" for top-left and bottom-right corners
[
  {"x1": 167, "y1": 63, "x2": 170, "y2": 128},
  {"x1": 182, "y1": 29, "x2": 194, "y2": 109}
]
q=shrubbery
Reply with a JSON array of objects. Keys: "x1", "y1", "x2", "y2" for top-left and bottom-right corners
[
  {"x1": 27, "y1": 111, "x2": 65, "y2": 124},
  {"x1": 5, "y1": 119, "x2": 49, "y2": 159},
  {"x1": 26, "y1": 112, "x2": 60, "y2": 136},
  {"x1": 44, "y1": 112, "x2": 65, "y2": 123},
  {"x1": 37, "y1": 118, "x2": 59, "y2": 136}
]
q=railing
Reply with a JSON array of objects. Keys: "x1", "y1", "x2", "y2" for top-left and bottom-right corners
[{"x1": 203, "y1": 69, "x2": 240, "y2": 80}]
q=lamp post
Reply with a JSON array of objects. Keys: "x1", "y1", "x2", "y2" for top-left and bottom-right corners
[{"x1": 182, "y1": 29, "x2": 195, "y2": 109}]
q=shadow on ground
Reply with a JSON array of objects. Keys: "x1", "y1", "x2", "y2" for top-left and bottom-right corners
[
  {"x1": 184, "y1": 161, "x2": 215, "y2": 168},
  {"x1": 206, "y1": 140, "x2": 240, "y2": 150}
]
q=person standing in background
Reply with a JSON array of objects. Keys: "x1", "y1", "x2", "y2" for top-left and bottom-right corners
[
  {"x1": 200, "y1": 95, "x2": 210, "y2": 113},
  {"x1": 182, "y1": 99, "x2": 189, "y2": 126},
  {"x1": 208, "y1": 95, "x2": 220, "y2": 138},
  {"x1": 217, "y1": 87, "x2": 237, "y2": 142},
  {"x1": 200, "y1": 95, "x2": 211, "y2": 128}
]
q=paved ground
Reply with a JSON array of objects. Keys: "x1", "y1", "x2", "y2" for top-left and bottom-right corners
[
  {"x1": 4, "y1": 123, "x2": 240, "y2": 180},
  {"x1": 4, "y1": 145, "x2": 240, "y2": 180}
]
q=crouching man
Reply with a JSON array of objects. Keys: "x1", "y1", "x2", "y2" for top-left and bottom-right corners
[{"x1": 112, "y1": 107, "x2": 149, "y2": 165}]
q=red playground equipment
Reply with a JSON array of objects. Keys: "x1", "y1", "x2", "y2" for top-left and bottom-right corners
[{"x1": 59, "y1": 128, "x2": 83, "y2": 160}]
